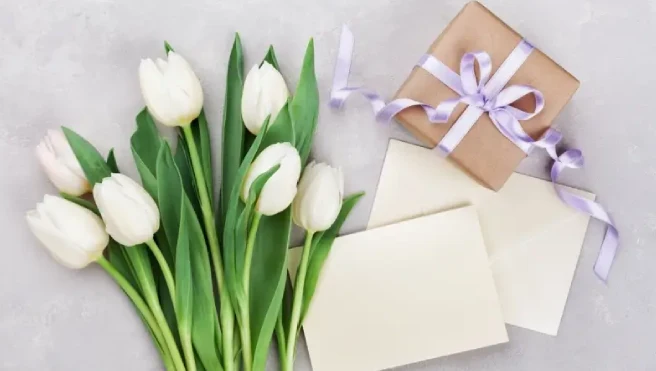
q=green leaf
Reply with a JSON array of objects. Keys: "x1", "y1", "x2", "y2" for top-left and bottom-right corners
[
  {"x1": 131, "y1": 109, "x2": 163, "y2": 199},
  {"x1": 157, "y1": 143, "x2": 185, "y2": 251},
  {"x1": 133, "y1": 151, "x2": 159, "y2": 199},
  {"x1": 106, "y1": 149, "x2": 119, "y2": 173},
  {"x1": 158, "y1": 141, "x2": 222, "y2": 370},
  {"x1": 220, "y1": 33, "x2": 245, "y2": 234},
  {"x1": 290, "y1": 39, "x2": 319, "y2": 164},
  {"x1": 186, "y1": 196, "x2": 224, "y2": 371},
  {"x1": 250, "y1": 209, "x2": 291, "y2": 371},
  {"x1": 131, "y1": 109, "x2": 162, "y2": 174},
  {"x1": 190, "y1": 110, "x2": 213, "y2": 203},
  {"x1": 223, "y1": 119, "x2": 270, "y2": 307},
  {"x1": 174, "y1": 138, "x2": 203, "y2": 223},
  {"x1": 259, "y1": 102, "x2": 295, "y2": 150},
  {"x1": 300, "y1": 192, "x2": 364, "y2": 323},
  {"x1": 175, "y1": 201, "x2": 193, "y2": 333},
  {"x1": 263, "y1": 45, "x2": 280, "y2": 70},
  {"x1": 62, "y1": 127, "x2": 111, "y2": 185}
]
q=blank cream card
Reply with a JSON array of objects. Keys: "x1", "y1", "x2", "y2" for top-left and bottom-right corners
[
  {"x1": 289, "y1": 206, "x2": 508, "y2": 371},
  {"x1": 369, "y1": 140, "x2": 595, "y2": 336}
]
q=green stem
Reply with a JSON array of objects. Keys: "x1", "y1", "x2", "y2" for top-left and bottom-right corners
[
  {"x1": 180, "y1": 331, "x2": 197, "y2": 371},
  {"x1": 243, "y1": 213, "x2": 262, "y2": 296},
  {"x1": 284, "y1": 231, "x2": 314, "y2": 371},
  {"x1": 275, "y1": 315, "x2": 288, "y2": 371},
  {"x1": 182, "y1": 125, "x2": 236, "y2": 371},
  {"x1": 146, "y1": 239, "x2": 176, "y2": 308},
  {"x1": 240, "y1": 212, "x2": 262, "y2": 371},
  {"x1": 97, "y1": 257, "x2": 175, "y2": 370}
]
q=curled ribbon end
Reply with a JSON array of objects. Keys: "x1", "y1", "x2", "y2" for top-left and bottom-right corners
[
  {"x1": 593, "y1": 266, "x2": 610, "y2": 285},
  {"x1": 329, "y1": 98, "x2": 344, "y2": 110}
]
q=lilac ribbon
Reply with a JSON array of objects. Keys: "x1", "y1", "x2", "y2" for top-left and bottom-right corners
[{"x1": 330, "y1": 25, "x2": 619, "y2": 282}]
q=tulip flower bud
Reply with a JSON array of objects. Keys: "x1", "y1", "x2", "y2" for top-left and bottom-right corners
[
  {"x1": 241, "y1": 143, "x2": 301, "y2": 216},
  {"x1": 35, "y1": 129, "x2": 90, "y2": 196},
  {"x1": 26, "y1": 195, "x2": 109, "y2": 269},
  {"x1": 139, "y1": 51, "x2": 204, "y2": 127},
  {"x1": 292, "y1": 162, "x2": 344, "y2": 232},
  {"x1": 93, "y1": 173, "x2": 160, "y2": 246},
  {"x1": 241, "y1": 62, "x2": 290, "y2": 135}
]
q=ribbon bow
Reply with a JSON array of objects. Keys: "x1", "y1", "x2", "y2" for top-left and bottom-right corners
[{"x1": 330, "y1": 25, "x2": 619, "y2": 282}]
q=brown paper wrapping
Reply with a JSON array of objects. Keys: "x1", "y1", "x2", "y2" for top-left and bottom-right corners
[{"x1": 394, "y1": 1, "x2": 579, "y2": 191}]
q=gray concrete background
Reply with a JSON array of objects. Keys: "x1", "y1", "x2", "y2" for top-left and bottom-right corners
[{"x1": 2, "y1": 0, "x2": 655, "y2": 370}]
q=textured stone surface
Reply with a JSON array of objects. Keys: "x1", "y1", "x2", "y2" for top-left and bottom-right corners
[{"x1": 2, "y1": 0, "x2": 655, "y2": 370}]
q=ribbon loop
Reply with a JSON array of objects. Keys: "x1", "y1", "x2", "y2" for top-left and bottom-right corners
[{"x1": 460, "y1": 51, "x2": 492, "y2": 95}]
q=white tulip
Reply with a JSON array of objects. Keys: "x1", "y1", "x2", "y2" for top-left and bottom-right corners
[
  {"x1": 139, "y1": 51, "x2": 204, "y2": 127},
  {"x1": 241, "y1": 62, "x2": 290, "y2": 135},
  {"x1": 35, "y1": 129, "x2": 90, "y2": 196},
  {"x1": 292, "y1": 162, "x2": 344, "y2": 232},
  {"x1": 93, "y1": 173, "x2": 160, "y2": 246},
  {"x1": 241, "y1": 143, "x2": 301, "y2": 216},
  {"x1": 26, "y1": 195, "x2": 109, "y2": 269}
]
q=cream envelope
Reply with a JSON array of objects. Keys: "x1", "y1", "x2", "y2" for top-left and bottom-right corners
[
  {"x1": 288, "y1": 207, "x2": 508, "y2": 371},
  {"x1": 369, "y1": 140, "x2": 595, "y2": 336}
]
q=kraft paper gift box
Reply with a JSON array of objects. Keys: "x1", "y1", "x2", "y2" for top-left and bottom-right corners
[{"x1": 394, "y1": 1, "x2": 580, "y2": 190}]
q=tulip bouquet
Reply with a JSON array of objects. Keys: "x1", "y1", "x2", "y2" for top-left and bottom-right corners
[{"x1": 27, "y1": 35, "x2": 362, "y2": 371}]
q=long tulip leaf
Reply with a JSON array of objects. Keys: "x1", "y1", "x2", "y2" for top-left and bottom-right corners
[
  {"x1": 175, "y1": 200, "x2": 194, "y2": 350},
  {"x1": 250, "y1": 209, "x2": 290, "y2": 371},
  {"x1": 290, "y1": 39, "x2": 319, "y2": 164},
  {"x1": 130, "y1": 109, "x2": 163, "y2": 198},
  {"x1": 192, "y1": 110, "x2": 214, "y2": 203},
  {"x1": 131, "y1": 108, "x2": 162, "y2": 174},
  {"x1": 220, "y1": 33, "x2": 246, "y2": 236},
  {"x1": 174, "y1": 137, "x2": 203, "y2": 223}
]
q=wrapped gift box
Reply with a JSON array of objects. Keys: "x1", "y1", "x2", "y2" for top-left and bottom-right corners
[{"x1": 394, "y1": 1, "x2": 580, "y2": 190}]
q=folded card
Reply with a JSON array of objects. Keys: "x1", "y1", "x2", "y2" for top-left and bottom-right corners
[
  {"x1": 369, "y1": 140, "x2": 594, "y2": 336},
  {"x1": 289, "y1": 206, "x2": 508, "y2": 371}
]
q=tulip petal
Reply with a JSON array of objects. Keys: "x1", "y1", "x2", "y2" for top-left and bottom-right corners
[
  {"x1": 42, "y1": 195, "x2": 108, "y2": 252},
  {"x1": 94, "y1": 174, "x2": 159, "y2": 246},
  {"x1": 257, "y1": 147, "x2": 301, "y2": 216},
  {"x1": 26, "y1": 197, "x2": 107, "y2": 269},
  {"x1": 292, "y1": 162, "x2": 343, "y2": 232},
  {"x1": 165, "y1": 52, "x2": 204, "y2": 122},
  {"x1": 47, "y1": 129, "x2": 87, "y2": 179},
  {"x1": 112, "y1": 174, "x2": 160, "y2": 232},
  {"x1": 242, "y1": 64, "x2": 264, "y2": 134},
  {"x1": 259, "y1": 62, "x2": 289, "y2": 121},
  {"x1": 36, "y1": 141, "x2": 89, "y2": 196},
  {"x1": 27, "y1": 212, "x2": 94, "y2": 269},
  {"x1": 140, "y1": 59, "x2": 177, "y2": 126}
]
